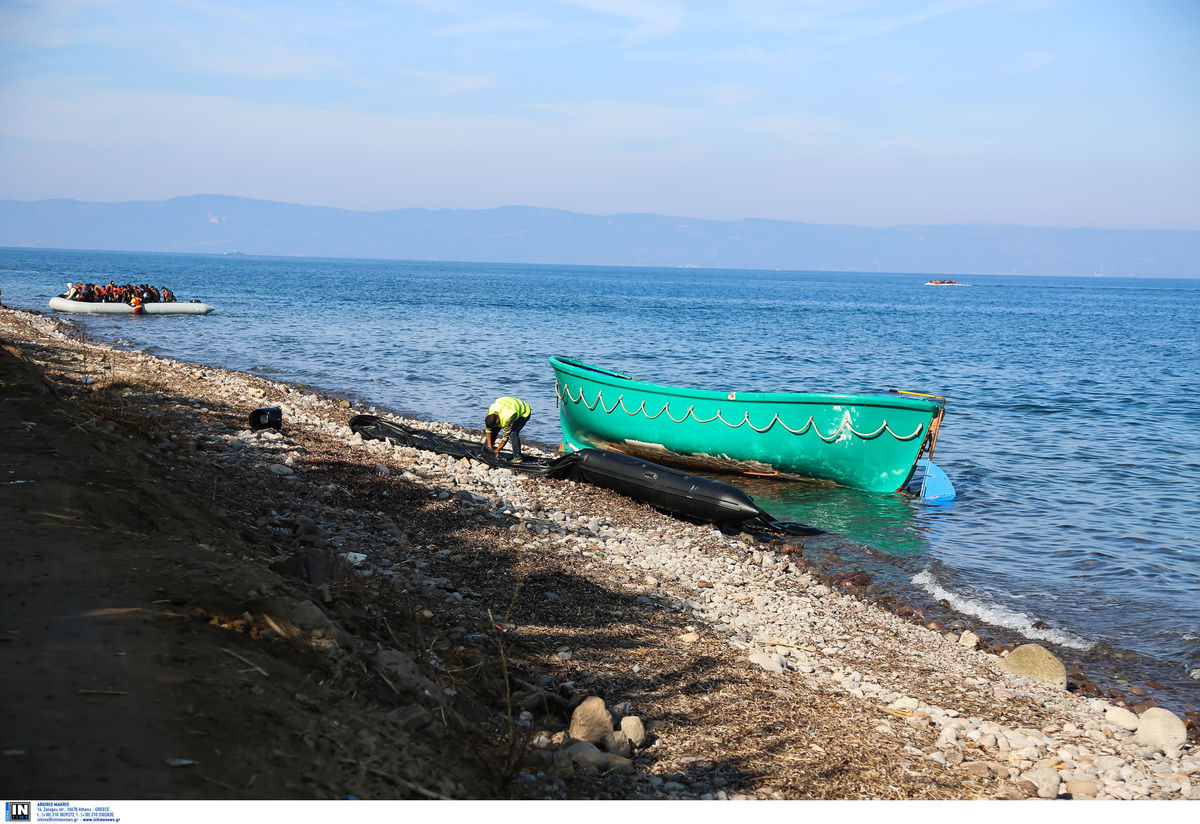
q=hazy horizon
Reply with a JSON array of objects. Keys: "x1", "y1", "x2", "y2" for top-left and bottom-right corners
[
  {"x1": 5, "y1": 191, "x2": 1199, "y2": 235},
  {"x1": 3, "y1": 194, "x2": 1197, "y2": 277}
]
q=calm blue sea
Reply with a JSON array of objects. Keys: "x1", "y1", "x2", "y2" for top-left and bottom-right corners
[{"x1": 4, "y1": 248, "x2": 1198, "y2": 707}]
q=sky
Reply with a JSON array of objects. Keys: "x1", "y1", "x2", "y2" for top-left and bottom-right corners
[{"x1": 1, "y1": 0, "x2": 1197, "y2": 229}]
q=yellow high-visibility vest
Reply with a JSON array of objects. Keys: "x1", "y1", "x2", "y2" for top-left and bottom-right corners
[{"x1": 488, "y1": 397, "x2": 531, "y2": 427}]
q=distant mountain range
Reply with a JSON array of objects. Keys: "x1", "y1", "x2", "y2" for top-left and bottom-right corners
[{"x1": 1, "y1": 194, "x2": 1196, "y2": 277}]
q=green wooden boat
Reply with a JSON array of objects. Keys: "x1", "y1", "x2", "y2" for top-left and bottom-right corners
[{"x1": 550, "y1": 356, "x2": 949, "y2": 495}]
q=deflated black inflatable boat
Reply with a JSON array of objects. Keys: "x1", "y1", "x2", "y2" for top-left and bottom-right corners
[
  {"x1": 348, "y1": 414, "x2": 820, "y2": 535},
  {"x1": 544, "y1": 448, "x2": 761, "y2": 525}
]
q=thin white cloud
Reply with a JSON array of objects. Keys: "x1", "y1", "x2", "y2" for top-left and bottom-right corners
[
  {"x1": 829, "y1": 0, "x2": 994, "y2": 43},
  {"x1": 862, "y1": 133, "x2": 1026, "y2": 157},
  {"x1": 433, "y1": 16, "x2": 549, "y2": 37},
  {"x1": 399, "y1": 70, "x2": 496, "y2": 96},
  {"x1": 0, "y1": 0, "x2": 126, "y2": 48},
  {"x1": 1, "y1": 3, "x2": 364, "y2": 85},
  {"x1": 526, "y1": 97, "x2": 695, "y2": 141},
  {"x1": 147, "y1": 3, "x2": 377, "y2": 81},
  {"x1": 999, "y1": 51, "x2": 1057, "y2": 75},
  {"x1": 728, "y1": 0, "x2": 1000, "y2": 42},
  {"x1": 705, "y1": 82, "x2": 764, "y2": 107},
  {"x1": 161, "y1": 34, "x2": 351, "y2": 80},
  {"x1": 701, "y1": 47, "x2": 783, "y2": 66},
  {"x1": 168, "y1": 0, "x2": 280, "y2": 30},
  {"x1": 553, "y1": 0, "x2": 684, "y2": 39},
  {"x1": 742, "y1": 112, "x2": 847, "y2": 145}
]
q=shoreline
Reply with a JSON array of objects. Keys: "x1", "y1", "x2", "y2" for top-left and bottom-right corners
[
  {"x1": 2, "y1": 303, "x2": 1197, "y2": 801},
  {"x1": 45, "y1": 297, "x2": 1200, "y2": 714}
]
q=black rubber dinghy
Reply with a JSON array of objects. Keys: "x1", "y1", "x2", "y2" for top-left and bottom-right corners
[
  {"x1": 348, "y1": 414, "x2": 820, "y2": 535},
  {"x1": 543, "y1": 448, "x2": 761, "y2": 525}
]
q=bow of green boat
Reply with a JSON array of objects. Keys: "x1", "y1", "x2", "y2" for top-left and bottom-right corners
[{"x1": 549, "y1": 356, "x2": 954, "y2": 497}]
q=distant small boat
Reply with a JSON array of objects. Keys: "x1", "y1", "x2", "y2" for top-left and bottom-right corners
[
  {"x1": 924, "y1": 279, "x2": 968, "y2": 286},
  {"x1": 550, "y1": 356, "x2": 952, "y2": 495},
  {"x1": 49, "y1": 297, "x2": 216, "y2": 315}
]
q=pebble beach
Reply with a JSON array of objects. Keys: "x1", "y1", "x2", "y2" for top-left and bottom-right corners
[{"x1": 2, "y1": 302, "x2": 1197, "y2": 803}]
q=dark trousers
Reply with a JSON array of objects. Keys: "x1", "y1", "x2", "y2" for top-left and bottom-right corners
[{"x1": 505, "y1": 415, "x2": 529, "y2": 458}]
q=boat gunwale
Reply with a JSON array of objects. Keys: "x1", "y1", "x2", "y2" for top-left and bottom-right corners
[{"x1": 550, "y1": 356, "x2": 944, "y2": 413}]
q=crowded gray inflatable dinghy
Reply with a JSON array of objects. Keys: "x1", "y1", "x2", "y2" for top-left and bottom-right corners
[{"x1": 49, "y1": 297, "x2": 216, "y2": 315}]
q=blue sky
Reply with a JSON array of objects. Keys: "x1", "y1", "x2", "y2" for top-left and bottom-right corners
[{"x1": 1, "y1": 1, "x2": 1197, "y2": 228}]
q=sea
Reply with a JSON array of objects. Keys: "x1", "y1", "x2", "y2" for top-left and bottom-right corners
[{"x1": 3, "y1": 248, "x2": 1198, "y2": 712}]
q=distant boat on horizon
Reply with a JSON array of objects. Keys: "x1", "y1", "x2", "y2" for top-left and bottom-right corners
[{"x1": 925, "y1": 279, "x2": 968, "y2": 286}]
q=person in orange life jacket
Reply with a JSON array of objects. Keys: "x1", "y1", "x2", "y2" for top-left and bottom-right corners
[{"x1": 484, "y1": 397, "x2": 531, "y2": 460}]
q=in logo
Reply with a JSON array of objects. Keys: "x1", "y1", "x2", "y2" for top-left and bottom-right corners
[{"x1": 5, "y1": 803, "x2": 30, "y2": 822}]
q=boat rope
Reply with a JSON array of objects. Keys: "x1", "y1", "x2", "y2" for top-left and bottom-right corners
[{"x1": 556, "y1": 382, "x2": 925, "y2": 442}]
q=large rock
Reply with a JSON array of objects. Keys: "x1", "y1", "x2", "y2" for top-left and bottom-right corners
[
  {"x1": 293, "y1": 516, "x2": 322, "y2": 538},
  {"x1": 291, "y1": 599, "x2": 355, "y2": 649},
  {"x1": 1133, "y1": 707, "x2": 1187, "y2": 751},
  {"x1": 376, "y1": 649, "x2": 444, "y2": 704},
  {"x1": 271, "y1": 548, "x2": 343, "y2": 585},
  {"x1": 620, "y1": 715, "x2": 647, "y2": 748},
  {"x1": 602, "y1": 730, "x2": 632, "y2": 758},
  {"x1": 748, "y1": 652, "x2": 785, "y2": 675},
  {"x1": 564, "y1": 740, "x2": 604, "y2": 773},
  {"x1": 564, "y1": 741, "x2": 635, "y2": 775},
  {"x1": 386, "y1": 704, "x2": 433, "y2": 731},
  {"x1": 518, "y1": 688, "x2": 572, "y2": 717},
  {"x1": 997, "y1": 644, "x2": 1066, "y2": 689},
  {"x1": 1065, "y1": 777, "x2": 1100, "y2": 798},
  {"x1": 1104, "y1": 706, "x2": 1140, "y2": 731},
  {"x1": 568, "y1": 696, "x2": 614, "y2": 744},
  {"x1": 1022, "y1": 767, "x2": 1062, "y2": 799}
]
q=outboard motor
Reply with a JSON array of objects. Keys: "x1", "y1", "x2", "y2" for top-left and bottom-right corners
[{"x1": 249, "y1": 406, "x2": 283, "y2": 432}]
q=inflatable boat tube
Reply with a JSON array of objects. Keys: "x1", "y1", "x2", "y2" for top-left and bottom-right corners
[
  {"x1": 543, "y1": 448, "x2": 764, "y2": 525},
  {"x1": 49, "y1": 297, "x2": 216, "y2": 315},
  {"x1": 248, "y1": 407, "x2": 283, "y2": 432}
]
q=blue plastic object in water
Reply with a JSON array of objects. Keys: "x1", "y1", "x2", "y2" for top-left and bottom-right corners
[{"x1": 918, "y1": 459, "x2": 956, "y2": 501}]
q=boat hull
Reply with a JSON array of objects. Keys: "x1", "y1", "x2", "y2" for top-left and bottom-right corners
[
  {"x1": 49, "y1": 297, "x2": 216, "y2": 315},
  {"x1": 550, "y1": 356, "x2": 944, "y2": 494}
]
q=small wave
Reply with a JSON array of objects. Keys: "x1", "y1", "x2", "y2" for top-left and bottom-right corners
[
  {"x1": 912, "y1": 568, "x2": 1095, "y2": 650},
  {"x1": 1192, "y1": 669, "x2": 1200, "y2": 682}
]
